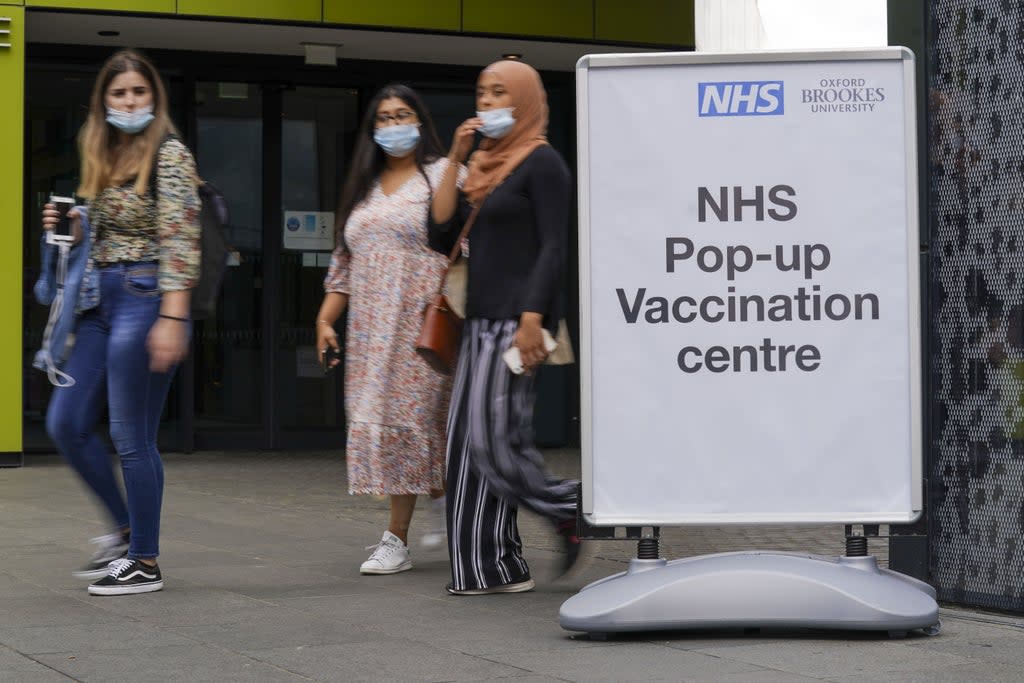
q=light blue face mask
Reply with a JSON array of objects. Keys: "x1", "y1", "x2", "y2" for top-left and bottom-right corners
[
  {"x1": 373, "y1": 124, "x2": 421, "y2": 157},
  {"x1": 106, "y1": 105, "x2": 155, "y2": 134},
  {"x1": 477, "y1": 107, "x2": 516, "y2": 139}
]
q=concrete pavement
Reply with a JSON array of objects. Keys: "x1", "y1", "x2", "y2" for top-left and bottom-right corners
[{"x1": 1, "y1": 450, "x2": 1022, "y2": 682}]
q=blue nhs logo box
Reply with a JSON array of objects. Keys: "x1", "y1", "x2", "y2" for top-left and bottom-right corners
[{"x1": 698, "y1": 81, "x2": 785, "y2": 116}]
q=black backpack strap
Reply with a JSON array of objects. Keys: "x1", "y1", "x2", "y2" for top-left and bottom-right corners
[{"x1": 147, "y1": 133, "x2": 179, "y2": 197}]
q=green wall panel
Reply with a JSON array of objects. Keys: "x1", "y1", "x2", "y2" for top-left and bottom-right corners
[
  {"x1": 26, "y1": 0, "x2": 174, "y2": 12},
  {"x1": 324, "y1": 0, "x2": 458, "y2": 31},
  {"x1": 0, "y1": 2, "x2": 24, "y2": 6},
  {"x1": 596, "y1": 0, "x2": 694, "y2": 46},
  {"x1": 463, "y1": 0, "x2": 593, "y2": 39},
  {"x1": 177, "y1": 0, "x2": 320, "y2": 22},
  {"x1": 0, "y1": 8, "x2": 23, "y2": 453}
]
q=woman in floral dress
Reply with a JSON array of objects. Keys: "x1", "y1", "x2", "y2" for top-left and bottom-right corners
[{"x1": 315, "y1": 85, "x2": 465, "y2": 574}]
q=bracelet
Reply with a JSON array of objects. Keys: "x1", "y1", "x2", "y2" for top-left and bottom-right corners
[
  {"x1": 317, "y1": 319, "x2": 334, "y2": 326},
  {"x1": 159, "y1": 313, "x2": 190, "y2": 322}
]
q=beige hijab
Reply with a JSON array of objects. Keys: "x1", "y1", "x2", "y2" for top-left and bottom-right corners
[{"x1": 462, "y1": 60, "x2": 549, "y2": 206}]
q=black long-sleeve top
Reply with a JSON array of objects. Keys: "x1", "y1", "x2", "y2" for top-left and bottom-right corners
[{"x1": 429, "y1": 145, "x2": 571, "y2": 331}]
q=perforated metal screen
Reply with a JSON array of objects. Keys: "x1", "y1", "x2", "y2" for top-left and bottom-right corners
[{"x1": 929, "y1": 0, "x2": 1024, "y2": 611}]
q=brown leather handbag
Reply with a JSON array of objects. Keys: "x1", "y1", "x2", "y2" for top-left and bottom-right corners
[{"x1": 416, "y1": 204, "x2": 482, "y2": 374}]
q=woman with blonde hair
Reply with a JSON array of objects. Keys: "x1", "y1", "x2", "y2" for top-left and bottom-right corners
[
  {"x1": 41, "y1": 49, "x2": 199, "y2": 595},
  {"x1": 430, "y1": 60, "x2": 586, "y2": 595}
]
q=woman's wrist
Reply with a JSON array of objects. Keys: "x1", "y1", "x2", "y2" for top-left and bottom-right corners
[{"x1": 519, "y1": 312, "x2": 543, "y2": 328}]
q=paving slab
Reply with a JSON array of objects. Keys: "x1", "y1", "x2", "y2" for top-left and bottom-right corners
[
  {"x1": 0, "y1": 621, "x2": 195, "y2": 655},
  {"x1": 0, "y1": 644, "x2": 67, "y2": 678},
  {"x1": 830, "y1": 663, "x2": 1024, "y2": 683},
  {"x1": 167, "y1": 610, "x2": 383, "y2": 651},
  {"x1": 0, "y1": 670, "x2": 73, "y2": 683},
  {"x1": 167, "y1": 562, "x2": 361, "y2": 600},
  {"x1": 83, "y1": 587, "x2": 283, "y2": 627},
  {"x1": 34, "y1": 644, "x2": 313, "y2": 683},
  {"x1": 691, "y1": 637, "x2": 972, "y2": 678},
  {"x1": 0, "y1": 451, "x2": 1019, "y2": 683},
  {"x1": 0, "y1": 572, "x2": 61, "y2": 599},
  {"x1": 0, "y1": 595, "x2": 124, "y2": 629},
  {"x1": 695, "y1": 673, "x2": 829, "y2": 683},
  {"x1": 487, "y1": 642, "x2": 764, "y2": 682},
  {"x1": 246, "y1": 638, "x2": 529, "y2": 682}
]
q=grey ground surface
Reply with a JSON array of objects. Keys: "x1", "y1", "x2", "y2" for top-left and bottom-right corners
[{"x1": 1, "y1": 450, "x2": 1021, "y2": 682}]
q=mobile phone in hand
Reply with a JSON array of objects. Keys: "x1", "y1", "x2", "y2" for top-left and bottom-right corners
[
  {"x1": 502, "y1": 329, "x2": 558, "y2": 375},
  {"x1": 322, "y1": 346, "x2": 342, "y2": 373},
  {"x1": 48, "y1": 195, "x2": 76, "y2": 245}
]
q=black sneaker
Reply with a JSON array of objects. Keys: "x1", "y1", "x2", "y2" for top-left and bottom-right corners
[
  {"x1": 72, "y1": 533, "x2": 129, "y2": 580},
  {"x1": 555, "y1": 519, "x2": 592, "y2": 580},
  {"x1": 88, "y1": 558, "x2": 163, "y2": 596}
]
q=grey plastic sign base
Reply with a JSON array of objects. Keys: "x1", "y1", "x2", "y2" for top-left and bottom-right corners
[{"x1": 560, "y1": 551, "x2": 939, "y2": 635}]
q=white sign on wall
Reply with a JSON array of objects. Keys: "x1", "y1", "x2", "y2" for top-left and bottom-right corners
[
  {"x1": 578, "y1": 49, "x2": 920, "y2": 525},
  {"x1": 283, "y1": 211, "x2": 335, "y2": 251}
]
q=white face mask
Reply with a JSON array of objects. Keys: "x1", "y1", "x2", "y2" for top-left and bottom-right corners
[
  {"x1": 373, "y1": 124, "x2": 421, "y2": 157},
  {"x1": 477, "y1": 107, "x2": 516, "y2": 139},
  {"x1": 106, "y1": 105, "x2": 155, "y2": 134}
]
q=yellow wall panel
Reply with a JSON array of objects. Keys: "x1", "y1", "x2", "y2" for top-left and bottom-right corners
[
  {"x1": 596, "y1": 0, "x2": 694, "y2": 46},
  {"x1": 0, "y1": 2, "x2": 24, "y2": 6},
  {"x1": 27, "y1": 0, "x2": 175, "y2": 12},
  {"x1": 324, "y1": 0, "x2": 459, "y2": 31},
  {"x1": 177, "y1": 0, "x2": 321, "y2": 23},
  {"x1": 0, "y1": 8, "x2": 23, "y2": 454},
  {"x1": 463, "y1": 0, "x2": 593, "y2": 40}
]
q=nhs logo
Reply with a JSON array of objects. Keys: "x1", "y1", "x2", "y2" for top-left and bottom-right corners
[{"x1": 698, "y1": 81, "x2": 785, "y2": 117}]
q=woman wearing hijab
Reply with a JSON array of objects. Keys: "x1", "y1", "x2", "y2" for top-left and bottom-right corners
[{"x1": 430, "y1": 59, "x2": 585, "y2": 595}]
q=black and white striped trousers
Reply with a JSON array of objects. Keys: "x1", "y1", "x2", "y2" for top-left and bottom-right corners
[{"x1": 445, "y1": 318, "x2": 578, "y2": 591}]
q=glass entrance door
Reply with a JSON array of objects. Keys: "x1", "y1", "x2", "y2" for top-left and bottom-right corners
[
  {"x1": 276, "y1": 86, "x2": 358, "y2": 439},
  {"x1": 192, "y1": 81, "x2": 356, "y2": 448},
  {"x1": 192, "y1": 82, "x2": 265, "y2": 444}
]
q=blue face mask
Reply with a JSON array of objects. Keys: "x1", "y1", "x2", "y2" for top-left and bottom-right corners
[
  {"x1": 373, "y1": 124, "x2": 421, "y2": 157},
  {"x1": 477, "y1": 107, "x2": 516, "y2": 139},
  {"x1": 106, "y1": 105, "x2": 155, "y2": 134}
]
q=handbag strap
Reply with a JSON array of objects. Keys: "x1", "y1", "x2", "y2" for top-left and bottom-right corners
[
  {"x1": 434, "y1": 201, "x2": 484, "y2": 298},
  {"x1": 445, "y1": 203, "x2": 481, "y2": 265}
]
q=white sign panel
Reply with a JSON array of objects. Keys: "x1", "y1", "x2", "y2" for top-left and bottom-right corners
[
  {"x1": 283, "y1": 211, "x2": 335, "y2": 251},
  {"x1": 578, "y1": 49, "x2": 920, "y2": 525}
]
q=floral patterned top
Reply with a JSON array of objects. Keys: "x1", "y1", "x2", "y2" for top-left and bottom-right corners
[{"x1": 91, "y1": 138, "x2": 201, "y2": 292}]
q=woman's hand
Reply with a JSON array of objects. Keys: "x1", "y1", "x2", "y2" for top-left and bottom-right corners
[
  {"x1": 449, "y1": 117, "x2": 482, "y2": 162},
  {"x1": 315, "y1": 293, "x2": 347, "y2": 370},
  {"x1": 317, "y1": 320, "x2": 340, "y2": 371},
  {"x1": 147, "y1": 318, "x2": 190, "y2": 373},
  {"x1": 41, "y1": 204, "x2": 83, "y2": 244},
  {"x1": 514, "y1": 312, "x2": 549, "y2": 373}
]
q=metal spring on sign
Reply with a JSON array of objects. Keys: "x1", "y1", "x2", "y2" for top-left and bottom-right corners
[
  {"x1": 637, "y1": 537, "x2": 660, "y2": 560},
  {"x1": 845, "y1": 535, "x2": 869, "y2": 557}
]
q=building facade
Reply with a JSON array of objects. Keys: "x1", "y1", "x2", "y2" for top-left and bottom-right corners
[
  {"x1": 883, "y1": 0, "x2": 1024, "y2": 614},
  {"x1": 0, "y1": 1, "x2": 694, "y2": 460}
]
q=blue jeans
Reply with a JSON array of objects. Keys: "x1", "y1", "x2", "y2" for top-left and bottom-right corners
[{"x1": 46, "y1": 262, "x2": 184, "y2": 560}]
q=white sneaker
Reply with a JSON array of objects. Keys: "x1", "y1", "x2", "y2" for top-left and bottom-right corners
[
  {"x1": 420, "y1": 496, "x2": 446, "y2": 550},
  {"x1": 360, "y1": 531, "x2": 412, "y2": 575}
]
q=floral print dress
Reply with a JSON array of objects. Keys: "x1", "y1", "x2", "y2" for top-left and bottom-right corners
[{"x1": 324, "y1": 158, "x2": 466, "y2": 494}]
